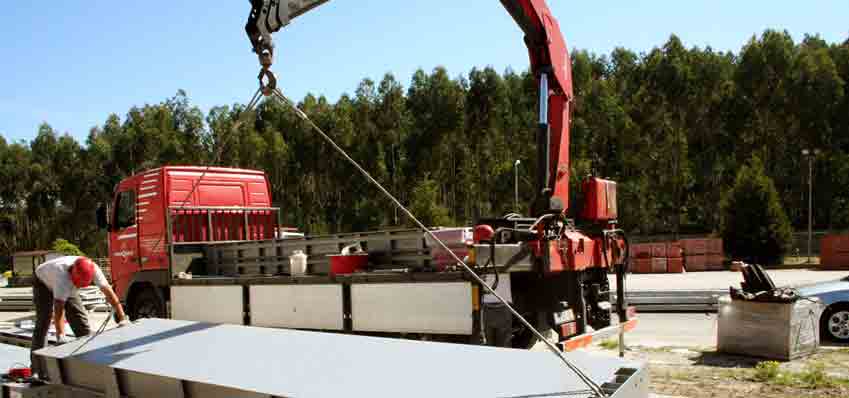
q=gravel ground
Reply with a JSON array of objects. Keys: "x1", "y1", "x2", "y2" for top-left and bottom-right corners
[{"x1": 590, "y1": 344, "x2": 849, "y2": 398}]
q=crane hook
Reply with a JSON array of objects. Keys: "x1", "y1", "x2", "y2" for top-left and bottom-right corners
[{"x1": 258, "y1": 66, "x2": 277, "y2": 96}]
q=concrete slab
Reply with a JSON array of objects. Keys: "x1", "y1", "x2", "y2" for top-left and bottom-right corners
[
  {"x1": 0, "y1": 343, "x2": 29, "y2": 370},
  {"x1": 37, "y1": 318, "x2": 649, "y2": 398}
]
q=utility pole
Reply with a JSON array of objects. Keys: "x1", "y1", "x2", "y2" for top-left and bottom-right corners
[
  {"x1": 802, "y1": 149, "x2": 819, "y2": 263},
  {"x1": 514, "y1": 159, "x2": 521, "y2": 213}
]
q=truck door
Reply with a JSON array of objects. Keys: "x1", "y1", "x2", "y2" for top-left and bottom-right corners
[{"x1": 109, "y1": 185, "x2": 140, "y2": 296}]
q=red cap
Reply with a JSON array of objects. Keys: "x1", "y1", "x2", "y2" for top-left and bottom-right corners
[{"x1": 71, "y1": 257, "x2": 96, "y2": 288}]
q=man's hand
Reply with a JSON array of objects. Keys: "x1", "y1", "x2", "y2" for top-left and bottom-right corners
[{"x1": 99, "y1": 286, "x2": 127, "y2": 322}]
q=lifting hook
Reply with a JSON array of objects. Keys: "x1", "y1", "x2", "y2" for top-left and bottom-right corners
[{"x1": 258, "y1": 66, "x2": 277, "y2": 96}]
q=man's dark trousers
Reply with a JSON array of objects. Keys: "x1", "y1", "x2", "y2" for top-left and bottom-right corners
[{"x1": 30, "y1": 277, "x2": 91, "y2": 376}]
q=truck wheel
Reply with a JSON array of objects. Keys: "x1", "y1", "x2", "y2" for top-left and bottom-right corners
[
  {"x1": 821, "y1": 303, "x2": 849, "y2": 342},
  {"x1": 129, "y1": 288, "x2": 166, "y2": 320}
]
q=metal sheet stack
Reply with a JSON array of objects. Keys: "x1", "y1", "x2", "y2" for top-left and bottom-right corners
[
  {"x1": 623, "y1": 289, "x2": 723, "y2": 312},
  {"x1": 0, "y1": 286, "x2": 106, "y2": 312}
]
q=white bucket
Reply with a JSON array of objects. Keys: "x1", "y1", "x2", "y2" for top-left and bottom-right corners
[{"x1": 289, "y1": 250, "x2": 308, "y2": 276}]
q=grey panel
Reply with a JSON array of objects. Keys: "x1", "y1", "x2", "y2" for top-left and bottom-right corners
[
  {"x1": 0, "y1": 342, "x2": 30, "y2": 370},
  {"x1": 36, "y1": 318, "x2": 648, "y2": 398},
  {"x1": 118, "y1": 369, "x2": 184, "y2": 397}
]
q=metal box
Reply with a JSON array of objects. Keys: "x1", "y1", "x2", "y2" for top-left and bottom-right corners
[
  {"x1": 717, "y1": 296, "x2": 823, "y2": 360},
  {"x1": 351, "y1": 282, "x2": 473, "y2": 335},
  {"x1": 580, "y1": 177, "x2": 617, "y2": 222},
  {"x1": 171, "y1": 285, "x2": 244, "y2": 325},
  {"x1": 250, "y1": 284, "x2": 344, "y2": 330}
]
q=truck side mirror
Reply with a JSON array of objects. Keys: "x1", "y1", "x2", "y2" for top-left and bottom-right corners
[{"x1": 96, "y1": 204, "x2": 110, "y2": 230}]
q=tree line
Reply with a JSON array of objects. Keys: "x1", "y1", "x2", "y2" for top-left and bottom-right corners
[{"x1": 0, "y1": 30, "x2": 846, "y2": 257}]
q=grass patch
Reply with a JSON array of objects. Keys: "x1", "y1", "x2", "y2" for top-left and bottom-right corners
[
  {"x1": 598, "y1": 339, "x2": 618, "y2": 350},
  {"x1": 754, "y1": 361, "x2": 780, "y2": 381},
  {"x1": 749, "y1": 361, "x2": 849, "y2": 389}
]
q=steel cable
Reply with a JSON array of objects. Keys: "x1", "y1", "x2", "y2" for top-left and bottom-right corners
[{"x1": 268, "y1": 86, "x2": 607, "y2": 397}]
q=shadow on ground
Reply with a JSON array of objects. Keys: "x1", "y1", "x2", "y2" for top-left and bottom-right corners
[{"x1": 692, "y1": 351, "x2": 764, "y2": 368}]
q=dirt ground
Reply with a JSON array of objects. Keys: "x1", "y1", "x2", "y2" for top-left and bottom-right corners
[{"x1": 589, "y1": 344, "x2": 849, "y2": 398}]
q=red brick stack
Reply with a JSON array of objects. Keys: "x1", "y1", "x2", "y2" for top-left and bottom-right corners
[
  {"x1": 629, "y1": 238, "x2": 724, "y2": 273},
  {"x1": 630, "y1": 243, "x2": 652, "y2": 273},
  {"x1": 680, "y1": 239, "x2": 707, "y2": 271},
  {"x1": 680, "y1": 238, "x2": 725, "y2": 271},
  {"x1": 650, "y1": 243, "x2": 667, "y2": 273},
  {"x1": 821, "y1": 234, "x2": 849, "y2": 269},
  {"x1": 705, "y1": 238, "x2": 725, "y2": 270},
  {"x1": 667, "y1": 242, "x2": 684, "y2": 273}
]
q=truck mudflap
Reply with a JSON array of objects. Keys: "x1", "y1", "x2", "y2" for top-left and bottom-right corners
[
  {"x1": 35, "y1": 318, "x2": 649, "y2": 398},
  {"x1": 561, "y1": 317, "x2": 639, "y2": 352}
]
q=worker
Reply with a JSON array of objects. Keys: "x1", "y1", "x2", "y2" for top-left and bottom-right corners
[
  {"x1": 482, "y1": 273, "x2": 513, "y2": 348},
  {"x1": 30, "y1": 256, "x2": 129, "y2": 378}
]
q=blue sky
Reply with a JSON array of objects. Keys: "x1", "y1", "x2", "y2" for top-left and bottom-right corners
[{"x1": 1, "y1": 1, "x2": 846, "y2": 144}]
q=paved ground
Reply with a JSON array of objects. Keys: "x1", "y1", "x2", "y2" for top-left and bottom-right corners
[{"x1": 612, "y1": 269, "x2": 848, "y2": 291}]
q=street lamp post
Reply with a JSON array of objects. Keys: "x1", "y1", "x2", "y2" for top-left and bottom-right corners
[
  {"x1": 514, "y1": 159, "x2": 521, "y2": 213},
  {"x1": 802, "y1": 149, "x2": 820, "y2": 263}
]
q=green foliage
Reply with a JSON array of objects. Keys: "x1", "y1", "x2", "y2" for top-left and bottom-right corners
[
  {"x1": 598, "y1": 339, "x2": 619, "y2": 350},
  {"x1": 799, "y1": 362, "x2": 829, "y2": 388},
  {"x1": 51, "y1": 239, "x2": 85, "y2": 256},
  {"x1": 1, "y1": 31, "x2": 848, "y2": 256},
  {"x1": 754, "y1": 361, "x2": 781, "y2": 381},
  {"x1": 408, "y1": 176, "x2": 452, "y2": 227},
  {"x1": 720, "y1": 156, "x2": 793, "y2": 264}
]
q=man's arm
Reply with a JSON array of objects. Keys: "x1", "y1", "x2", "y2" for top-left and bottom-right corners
[
  {"x1": 100, "y1": 286, "x2": 127, "y2": 323},
  {"x1": 52, "y1": 300, "x2": 65, "y2": 338}
]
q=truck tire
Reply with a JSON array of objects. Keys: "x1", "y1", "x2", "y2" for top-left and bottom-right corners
[{"x1": 129, "y1": 287, "x2": 166, "y2": 320}]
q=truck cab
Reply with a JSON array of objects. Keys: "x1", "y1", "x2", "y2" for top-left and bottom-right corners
[{"x1": 101, "y1": 166, "x2": 277, "y2": 319}]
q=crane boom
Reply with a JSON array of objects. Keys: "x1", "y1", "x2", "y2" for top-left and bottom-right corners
[{"x1": 245, "y1": 0, "x2": 573, "y2": 214}]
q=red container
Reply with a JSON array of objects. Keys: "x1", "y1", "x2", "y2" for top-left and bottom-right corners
[
  {"x1": 835, "y1": 235, "x2": 849, "y2": 253},
  {"x1": 651, "y1": 243, "x2": 667, "y2": 259},
  {"x1": 651, "y1": 258, "x2": 668, "y2": 273},
  {"x1": 631, "y1": 258, "x2": 652, "y2": 274},
  {"x1": 667, "y1": 258, "x2": 685, "y2": 273},
  {"x1": 821, "y1": 251, "x2": 849, "y2": 270},
  {"x1": 825, "y1": 234, "x2": 849, "y2": 254},
  {"x1": 328, "y1": 254, "x2": 368, "y2": 275},
  {"x1": 686, "y1": 254, "x2": 706, "y2": 271},
  {"x1": 580, "y1": 177, "x2": 618, "y2": 222},
  {"x1": 666, "y1": 242, "x2": 683, "y2": 258}
]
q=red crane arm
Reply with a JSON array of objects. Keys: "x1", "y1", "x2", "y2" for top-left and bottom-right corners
[
  {"x1": 500, "y1": 0, "x2": 574, "y2": 214},
  {"x1": 247, "y1": 0, "x2": 574, "y2": 214}
]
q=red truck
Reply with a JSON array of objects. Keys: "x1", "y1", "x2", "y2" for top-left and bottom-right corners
[
  {"x1": 92, "y1": 0, "x2": 635, "y2": 352},
  {"x1": 96, "y1": 165, "x2": 635, "y2": 351}
]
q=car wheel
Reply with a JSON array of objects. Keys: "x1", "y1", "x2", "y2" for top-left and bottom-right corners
[{"x1": 821, "y1": 303, "x2": 849, "y2": 342}]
